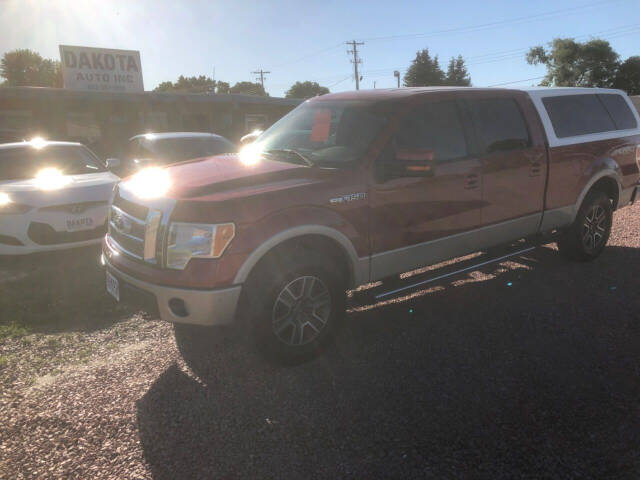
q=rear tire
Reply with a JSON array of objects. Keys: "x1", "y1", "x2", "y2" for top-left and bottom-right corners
[
  {"x1": 556, "y1": 191, "x2": 613, "y2": 262},
  {"x1": 242, "y1": 248, "x2": 346, "y2": 364}
]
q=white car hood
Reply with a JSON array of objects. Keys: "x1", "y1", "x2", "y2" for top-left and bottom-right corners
[{"x1": 0, "y1": 171, "x2": 119, "y2": 207}]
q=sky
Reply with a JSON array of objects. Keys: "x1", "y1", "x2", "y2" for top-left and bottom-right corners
[{"x1": 1, "y1": 0, "x2": 639, "y2": 97}]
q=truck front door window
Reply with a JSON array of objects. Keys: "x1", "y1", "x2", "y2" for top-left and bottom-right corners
[
  {"x1": 252, "y1": 101, "x2": 388, "y2": 167},
  {"x1": 396, "y1": 100, "x2": 469, "y2": 162}
]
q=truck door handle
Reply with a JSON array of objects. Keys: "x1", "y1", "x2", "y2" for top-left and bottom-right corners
[
  {"x1": 529, "y1": 161, "x2": 542, "y2": 177},
  {"x1": 464, "y1": 173, "x2": 479, "y2": 189}
]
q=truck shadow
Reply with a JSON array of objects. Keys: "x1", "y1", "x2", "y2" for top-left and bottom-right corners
[{"x1": 136, "y1": 244, "x2": 640, "y2": 479}]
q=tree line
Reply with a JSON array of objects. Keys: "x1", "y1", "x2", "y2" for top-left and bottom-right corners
[{"x1": 2, "y1": 38, "x2": 639, "y2": 98}]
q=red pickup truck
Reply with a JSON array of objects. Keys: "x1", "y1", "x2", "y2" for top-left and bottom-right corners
[{"x1": 103, "y1": 87, "x2": 640, "y2": 362}]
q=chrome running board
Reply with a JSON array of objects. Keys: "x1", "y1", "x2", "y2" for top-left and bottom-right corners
[{"x1": 374, "y1": 246, "x2": 537, "y2": 301}]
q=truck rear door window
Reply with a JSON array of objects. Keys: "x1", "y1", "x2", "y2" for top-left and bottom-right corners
[
  {"x1": 396, "y1": 101, "x2": 468, "y2": 162},
  {"x1": 597, "y1": 94, "x2": 638, "y2": 130},
  {"x1": 542, "y1": 94, "x2": 616, "y2": 138},
  {"x1": 468, "y1": 98, "x2": 530, "y2": 154}
]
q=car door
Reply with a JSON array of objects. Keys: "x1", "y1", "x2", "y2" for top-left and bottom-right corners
[
  {"x1": 466, "y1": 93, "x2": 547, "y2": 238},
  {"x1": 369, "y1": 96, "x2": 483, "y2": 280}
]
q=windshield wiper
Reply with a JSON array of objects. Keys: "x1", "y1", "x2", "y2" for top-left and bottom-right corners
[{"x1": 265, "y1": 149, "x2": 314, "y2": 167}]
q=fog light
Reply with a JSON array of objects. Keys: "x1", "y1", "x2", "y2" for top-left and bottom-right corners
[{"x1": 168, "y1": 298, "x2": 189, "y2": 317}]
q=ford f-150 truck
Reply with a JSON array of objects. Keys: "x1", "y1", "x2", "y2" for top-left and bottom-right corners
[{"x1": 103, "y1": 87, "x2": 640, "y2": 362}]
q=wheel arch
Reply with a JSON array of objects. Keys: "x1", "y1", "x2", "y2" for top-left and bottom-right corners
[
  {"x1": 233, "y1": 225, "x2": 367, "y2": 289},
  {"x1": 572, "y1": 169, "x2": 621, "y2": 221}
]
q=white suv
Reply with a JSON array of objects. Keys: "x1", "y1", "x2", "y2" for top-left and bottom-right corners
[{"x1": 0, "y1": 140, "x2": 119, "y2": 255}]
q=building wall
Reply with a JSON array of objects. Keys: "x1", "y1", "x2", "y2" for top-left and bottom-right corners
[{"x1": 0, "y1": 88, "x2": 301, "y2": 158}]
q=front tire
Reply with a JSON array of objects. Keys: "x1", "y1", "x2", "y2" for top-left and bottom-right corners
[
  {"x1": 556, "y1": 191, "x2": 613, "y2": 261},
  {"x1": 243, "y1": 249, "x2": 346, "y2": 364}
]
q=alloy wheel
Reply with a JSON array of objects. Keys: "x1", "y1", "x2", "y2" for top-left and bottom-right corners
[
  {"x1": 581, "y1": 204, "x2": 607, "y2": 252},
  {"x1": 271, "y1": 275, "x2": 332, "y2": 346}
]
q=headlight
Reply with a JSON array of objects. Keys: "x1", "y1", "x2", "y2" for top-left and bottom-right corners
[
  {"x1": 0, "y1": 193, "x2": 31, "y2": 214},
  {"x1": 123, "y1": 167, "x2": 170, "y2": 199},
  {"x1": 34, "y1": 168, "x2": 71, "y2": 190},
  {"x1": 166, "y1": 222, "x2": 235, "y2": 270}
]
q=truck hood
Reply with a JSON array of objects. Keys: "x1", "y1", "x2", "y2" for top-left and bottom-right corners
[{"x1": 163, "y1": 154, "x2": 311, "y2": 199}]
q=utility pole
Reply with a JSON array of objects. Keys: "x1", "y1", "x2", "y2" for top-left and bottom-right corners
[
  {"x1": 394, "y1": 70, "x2": 400, "y2": 88},
  {"x1": 251, "y1": 69, "x2": 270, "y2": 89},
  {"x1": 346, "y1": 40, "x2": 364, "y2": 90},
  {"x1": 210, "y1": 67, "x2": 216, "y2": 94}
]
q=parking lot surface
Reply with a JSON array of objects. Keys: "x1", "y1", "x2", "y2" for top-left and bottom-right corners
[{"x1": 1, "y1": 203, "x2": 640, "y2": 479}]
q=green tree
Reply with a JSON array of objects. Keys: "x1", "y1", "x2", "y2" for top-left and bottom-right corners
[
  {"x1": 154, "y1": 81, "x2": 174, "y2": 92},
  {"x1": 613, "y1": 56, "x2": 640, "y2": 95},
  {"x1": 445, "y1": 55, "x2": 471, "y2": 86},
  {"x1": 229, "y1": 81, "x2": 267, "y2": 96},
  {"x1": 526, "y1": 38, "x2": 619, "y2": 87},
  {"x1": 285, "y1": 81, "x2": 329, "y2": 99},
  {"x1": 403, "y1": 49, "x2": 445, "y2": 87},
  {"x1": 1, "y1": 49, "x2": 61, "y2": 87},
  {"x1": 216, "y1": 81, "x2": 230, "y2": 94},
  {"x1": 153, "y1": 75, "x2": 216, "y2": 93}
]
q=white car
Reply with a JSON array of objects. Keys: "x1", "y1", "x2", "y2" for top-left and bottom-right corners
[{"x1": 0, "y1": 140, "x2": 119, "y2": 255}]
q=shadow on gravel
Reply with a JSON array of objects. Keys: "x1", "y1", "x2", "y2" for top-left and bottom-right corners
[
  {"x1": 0, "y1": 246, "x2": 132, "y2": 335},
  {"x1": 137, "y1": 245, "x2": 640, "y2": 479}
]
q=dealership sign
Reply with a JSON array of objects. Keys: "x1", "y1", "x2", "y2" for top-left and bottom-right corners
[{"x1": 59, "y1": 45, "x2": 144, "y2": 93}]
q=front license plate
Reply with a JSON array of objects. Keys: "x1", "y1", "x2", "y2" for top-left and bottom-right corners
[
  {"x1": 66, "y1": 216, "x2": 94, "y2": 232},
  {"x1": 106, "y1": 271, "x2": 120, "y2": 302}
]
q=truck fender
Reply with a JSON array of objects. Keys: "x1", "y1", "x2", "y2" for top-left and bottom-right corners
[
  {"x1": 233, "y1": 225, "x2": 368, "y2": 288},
  {"x1": 571, "y1": 168, "x2": 621, "y2": 222}
]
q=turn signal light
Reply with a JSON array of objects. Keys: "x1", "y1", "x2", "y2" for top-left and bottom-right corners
[{"x1": 213, "y1": 223, "x2": 235, "y2": 257}]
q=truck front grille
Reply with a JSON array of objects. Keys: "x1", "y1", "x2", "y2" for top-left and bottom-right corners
[{"x1": 108, "y1": 191, "x2": 161, "y2": 263}]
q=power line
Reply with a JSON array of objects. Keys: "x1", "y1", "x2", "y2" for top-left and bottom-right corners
[
  {"x1": 358, "y1": 0, "x2": 624, "y2": 42},
  {"x1": 269, "y1": 9, "x2": 636, "y2": 93},
  {"x1": 262, "y1": 1, "x2": 630, "y2": 94},
  {"x1": 346, "y1": 40, "x2": 364, "y2": 90},
  {"x1": 466, "y1": 24, "x2": 640, "y2": 67},
  {"x1": 356, "y1": 23, "x2": 640, "y2": 80},
  {"x1": 487, "y1": 76, "x2": 547, "y2": 87},
  {"x1": 328, "y1": 75, "x2": 352, "y2": 88},
  {"x1": 270, "y1": 43, "x2": 344, "y2": 68}
]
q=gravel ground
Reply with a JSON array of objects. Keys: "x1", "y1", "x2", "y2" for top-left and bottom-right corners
[{"x1": 2, "y1": 203, "x2": 640, "y2": 479}]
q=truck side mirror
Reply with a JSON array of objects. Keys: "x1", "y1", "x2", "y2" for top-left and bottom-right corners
[
  {"x1": 106, "y1": 158, "x2": 121, "y2": 170},
  {"x1": 389, "y1": 149, "x2": 436, "y2": 178}
]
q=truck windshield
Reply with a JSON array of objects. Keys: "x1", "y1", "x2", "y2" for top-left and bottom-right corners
[
  {"x1": 0, "y1": 144, "x2": 105, "y2": 181},
  {"x1": 127, "y1": 136, "x2": 236, "y2": 165},
  {"x1": 253, "y1": 101, "x2": 388, "y2": 167}
]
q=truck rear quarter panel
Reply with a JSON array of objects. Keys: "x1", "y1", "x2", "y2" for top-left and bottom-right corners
[{"x1": 545, "y1": 134, "x2": 640, "y2": 211}]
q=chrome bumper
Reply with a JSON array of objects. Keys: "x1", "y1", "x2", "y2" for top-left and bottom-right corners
[{"x1": 105, "y1": 259, "x2": 242, "y2": 326}]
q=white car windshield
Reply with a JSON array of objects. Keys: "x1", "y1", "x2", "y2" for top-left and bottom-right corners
[{"x1": 0, "y1": 144, "x2": 105, "y2": 181}]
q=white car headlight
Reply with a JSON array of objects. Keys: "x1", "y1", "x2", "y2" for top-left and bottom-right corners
[{"x1": 166, "y1": 222, "x2": 235, "y2": 270}]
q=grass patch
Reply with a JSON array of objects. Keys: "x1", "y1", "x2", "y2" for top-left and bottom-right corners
[
  {"x1": 0, "y1": 323, "x2": 31, "y2": 340},
  {"x1": 76, "y1": 346, "x2": 95, "y2": 362},
  {"x1": 0, "y1": 355, "x2": 8, "y2": 369}
]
